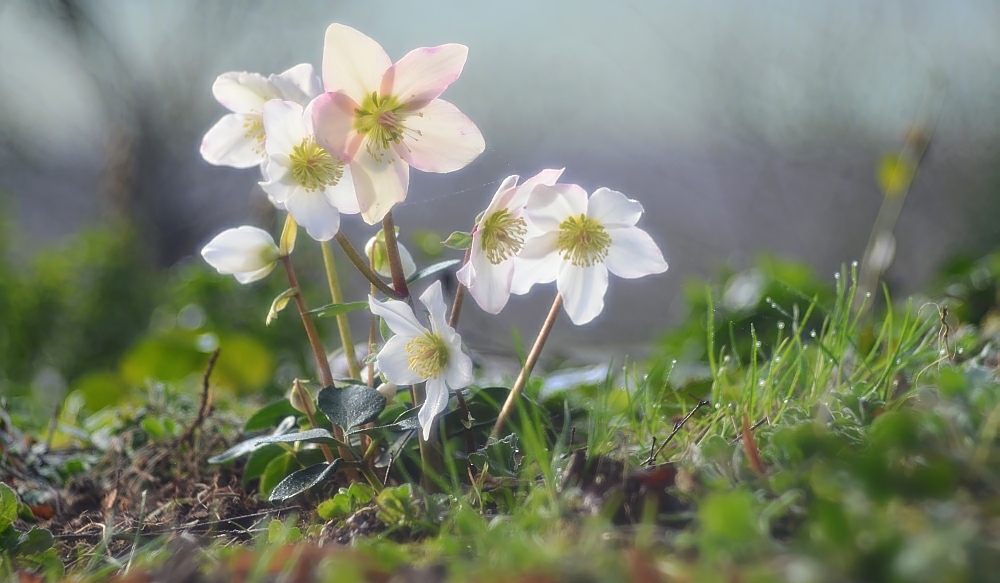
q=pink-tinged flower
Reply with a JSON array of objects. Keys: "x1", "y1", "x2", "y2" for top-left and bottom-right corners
[
  {"x1": 200, "y1": 226, "x2": 280, "y2": 284},
  {"x1": 456, "y1": 169, "x2": 565, "y2": 314},
  {"x1": 312, "y1": 24, "x2": 485, "y2": 225},
  {"x1": 201, "y1": 64, "x2": 322, "y2": 168},
  {"x1": 369, "y1": 281, "x2": 473, "y2": 439},
  {"x1": 259, "y1": 100, "x2": 360, "y2": 241},
  {"x1": 512, "y1": 186, "x2": 669, "y2": 325}
]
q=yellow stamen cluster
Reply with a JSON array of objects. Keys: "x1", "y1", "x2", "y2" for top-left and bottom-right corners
[
  {"x1": 479, "y1": 209, "x2": 528, "y2": 265},
  {"x1": 354, "y1": 91, "x2": 408, "y2": 160},
  {"x1": 557, "y1": 214, "x2": 612, "y2": 267},
  {"x1": 288, "y1": 138, "x2": 343, "y2": 191},
  {"x1": 243, "y1": 116, "x2": 265, "y2": 154},
  {"x1": 405, "y1": 332, "x2": 450, "y2": 379}
]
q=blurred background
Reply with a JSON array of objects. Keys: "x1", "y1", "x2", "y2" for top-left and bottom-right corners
[{"x1": 2, "y1": 0, "x2": 998, "y2": 417}]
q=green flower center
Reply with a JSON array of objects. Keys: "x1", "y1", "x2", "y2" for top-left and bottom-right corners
[
  {"x1": 556, "y1": 214, "x2": 612, "y2": 267},
  {"x1": 479, "y1": 209, "x2": 528, "y2": 265},
  {"x1": 243, "y1": 115, "x2": 265, "y2": 155},
  {"x1": 288, "y1": 138, "x2": 343, "y2": 191},
  {"x1": 355, "y1": 92, "x2": 413, "y2": 161},
  {"x1": 405, "y1": 332, "x2": 450, "y2": 379}
]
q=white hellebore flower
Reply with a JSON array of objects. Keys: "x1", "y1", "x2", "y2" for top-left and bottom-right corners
[
  {"x1": 456, "y1": 169, "x2": 565, "y2": 314},
  {"x1": 201, "y1": 226, "x2": 280, "y2": 284},
  {"x1": 201, "y1": 64, "x2": 323, "y2": 168},
  {"x1": 513, "y1": 185, "x2": 669, "y2": 325},
  {"x1": 259, "y1": 100, "x2": 360, "y2": 241},
  {"x1": 312, "y1": 24, "x2": 485, "y2": 225},
  {"x1": 365, "y1": 232, "x2": 417, "y2": 279},
  {"x1": 369, "y1": 281, "x2": 473, "y2": 439}
]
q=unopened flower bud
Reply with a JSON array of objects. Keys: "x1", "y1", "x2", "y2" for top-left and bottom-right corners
[{"x1": 376, "y1": 382, "x2": 398, "y2": 403}]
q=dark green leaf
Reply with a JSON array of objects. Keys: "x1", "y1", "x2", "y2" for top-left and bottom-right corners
[
  {"x1": 243, "y1": 444, "x2": 285, "y2": 486},
  {"x1": 469, "y1": 434, "x2": 520, "y2": 478},
  {"x1": 260, "y1": 452, "x2": 297, "y2": 498},
  {"x1": 441, "y1": 231, "x2": 472, "y2": 250},
  {"x1": 269, "y1": 460, "x2": 343, "y2": 502},
  {"x1": 208, "y1": 428, "x2": 346, "y2": 464},
  {"x1": 306, "y1": 301, "x2": 369, "y2": 319},
  {"x1": 406, "y1": 259, "x2": 461, "y2": 285},
  {"x1": 15, "y1": 527, "x2": 54, "y2": 555},
  {"x1": 245, "y1": 400, "x2": 300, "y2": 432},
  {"x1": 317, "y1": 384, "x2": 386, "y2": 430}
]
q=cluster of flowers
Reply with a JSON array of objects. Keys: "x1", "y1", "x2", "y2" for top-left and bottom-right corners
[{"x1": 199, "y1": 24, "x2": 667, "y2": 439}]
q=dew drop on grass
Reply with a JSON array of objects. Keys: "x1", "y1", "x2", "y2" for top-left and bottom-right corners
[
  {"x1": 774, "y1": 356, "x2": 781, "y2": 363},
  {"x1": 896, "y1": 358, "x2": 901, "y2": 364},
  {"x1": 783, "y1": 399, "x2": 789, "y2": 404},
  {"x1": 715, "y1": 403, "x2": 721, "y2": 409},
  {"x1": 939, "y1": 349, "x2": 947, "y2": 355},
  {"x1": 755, "y1": 341, "x2": 762, "y2": 348},
  {"x1": 671, "y1": 359, "x2": 677, "y2": 364},
  {"x1": 958, "y1": 347, "x2": 964, "y2": 355},
  {"x1": 865, "y1": 292, "x2": 872, "y2": 298},
  {"x1": 893, "y1": 380, "x2": 899, "y2": 387},
  {"x1": 834, "y1": 272, "x2": 841, "y2": 280},
  {"x1": 851, "y1": 260, "x2": 858, "y2": 268},
  {"x1": 777, "y1": 321, "x2": 785, "y2": 330},
  {"x1": 810, "y1": 330, "x2": 817, "y2": 338},
  {"x1": 758, "y1": 380, "x2": 765, "y2": 387}
]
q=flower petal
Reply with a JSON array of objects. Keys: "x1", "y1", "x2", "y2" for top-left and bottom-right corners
[
  {"x1": 286, "y1": 189, "x2": 341, "y2": 241},
  {"x1": 398, "y1": 243, "x2": 418, "y2": 278},
  {"x1": 557, "y1": 264, "x2": 609, "y2": 325},
  {"x1": 211, "y1": 72, "x2": 275, "y2": 113},
  {"x1": 270, "y1": 63, "x2": 323, "y2": 104},
  {"x1": 200, "y1": 113, "x2": 264, "y2": 168},
  {"x1": 419, "y1": 376, "x2": 451, "y2": 440},
  {"x1": 322, "y1": 162, "x2": 361, "y2": 215},
  {"x1": 312, "y1": 91, "x2": 362, "y2": 160},
  {"x1": 262, "y1": 100, "x2": 307, "y2": 157},
  {"x1": 605, "y1": 227, "x2": 669, "y2": 279},
  {"x1": 369, "y1": 295, "x2": 426, "y2": 339},
  {"x1": 587, "y1": 187, "x2": 643, "y2": 229},
  {"x1": 322, "y1": 24, "x2": 391, "y2": 103},
  {"x1": 510, "y1": 232, "x2": 561, "y2": 295},
  {"x1": 482, "y1": 174, "x2": 520, "y2": 217},
  {"x1": 524, "y1": 183, "x2": 588, "y2": 232},
  {"x1": 383, "y1": 44, "x2": 468, "y2": 109},
  {"x1": 351, "y1": 146, "x2": 409, "y2": 224},
  {"x1": 419, "y1": 281, "x2": 450, "y2": 334},
  {"x1": 444, "y1": 342, "x2": 474, "y2": 391},
  {"x1": 377, "y1": 335, "x2": 424, "y2": 386},
  {"x1": 201, "y1": 226, "x2": 278, "y2": 275},
  {"x1": 233, "y1": 264, "x2": 276, "y2": 284},
  {"x1": 500, "y1": 168, "x2": 565, "y2": 211},
  {"x1": 395, "y1": 99, "x2": 484, "y2": 173},
  {"x1": 466, "y1": 244, "x2": 515, "y2": 314}
]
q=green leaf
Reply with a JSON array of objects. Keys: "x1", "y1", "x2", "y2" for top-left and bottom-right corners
[
  {"x1": 269, "y1": 460, "x2": 343, "y2": 502},
  {"x1": 317, "y1": 384, "x2": 387, "y2": 430},
  {"x1": 15, "y1": 527, "x2": 54, "y2": 555},
  {"x1": 317, "y1": 494, "x2": 354, "y2": 521},
  {"x1": 0, "y1": 483, "x2": 19, "y2": 533},
  {"x1": 267, "y1": 519, "x2": 302, "y2": 544},
  {"x1": 469, "y1": 434, "x2": 520, "y2": 478},
  {"x1": 406, "y1": 259, "x2": 461, "y2": 285},
  {"x1": 208, "y1": 428, "x2": 347, "y2": 464},
  {"x1": 243, "y1": 444, "x2": 285, "y2": 486},
  {"x1": 441, "y1": 231, "x2": 472, "y2": 250},
  {"x1": 260, "y1": 452, "x2": 297, "y2": 498},
  {"x1": 379, "y1": 316, "x2": 393, "y2": 342},
  {"x1": 266, "y1": 288, "x2": 297, "y2": 326},
  {"x1": 306, "y1": 301, "x2": 369, "y2": 319},
  {"x1": 141, "y1": 416, "x2": 167, "y2": 440},
  {"x1": 244, "y1": 400, "x2": 300, "y2": 432}
]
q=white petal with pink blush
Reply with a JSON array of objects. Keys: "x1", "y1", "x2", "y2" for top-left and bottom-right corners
[{"x1": 313, "y1": 24, "x2": 484, "y2": 225}]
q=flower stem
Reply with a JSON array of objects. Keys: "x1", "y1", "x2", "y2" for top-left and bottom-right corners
[
  {"x1": 320, "y1": 241, "x2": 360, "y2": 379},
  {"x1": 293, "y1": 379, "x2": 336, "y2": 464},
  {"x1": 491, "y1": 293, "x2": 563, "y2": 438},
  {"x1": 381, "y1": 211, "x2": 411, "y2": 299},
  {"x1": 279, "y1": 255, "x2": 357, "y2": 469},
  {"x1": 334, "y1": 231, "x2": 404, "y2": 300},
  {"x1": 449, "y1": 248, "x2": 477, "y2": 466}
]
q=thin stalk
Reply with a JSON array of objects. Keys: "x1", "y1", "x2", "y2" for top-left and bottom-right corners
[
  {"x1": 320, "y1": 241, "x2": 360, "y2": 379},
  {"x1": 294, "y1": 380, "x2": 336, "y2": 464},
  {"x1": 381, "y1": 211, "x2": 411, "y2": 299},
  {"x1": 335, "y1": 231, "x2": 404, "y2": 300},
  {"x1": 491, "y1": 293, "x2": 563, "y2": 438},
  {"x1": 279, "y1": 256, "x2": 356, "y2": 469},
  {"x1": 449, "y1": 248, "x2": 477, "y2": 466}
]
